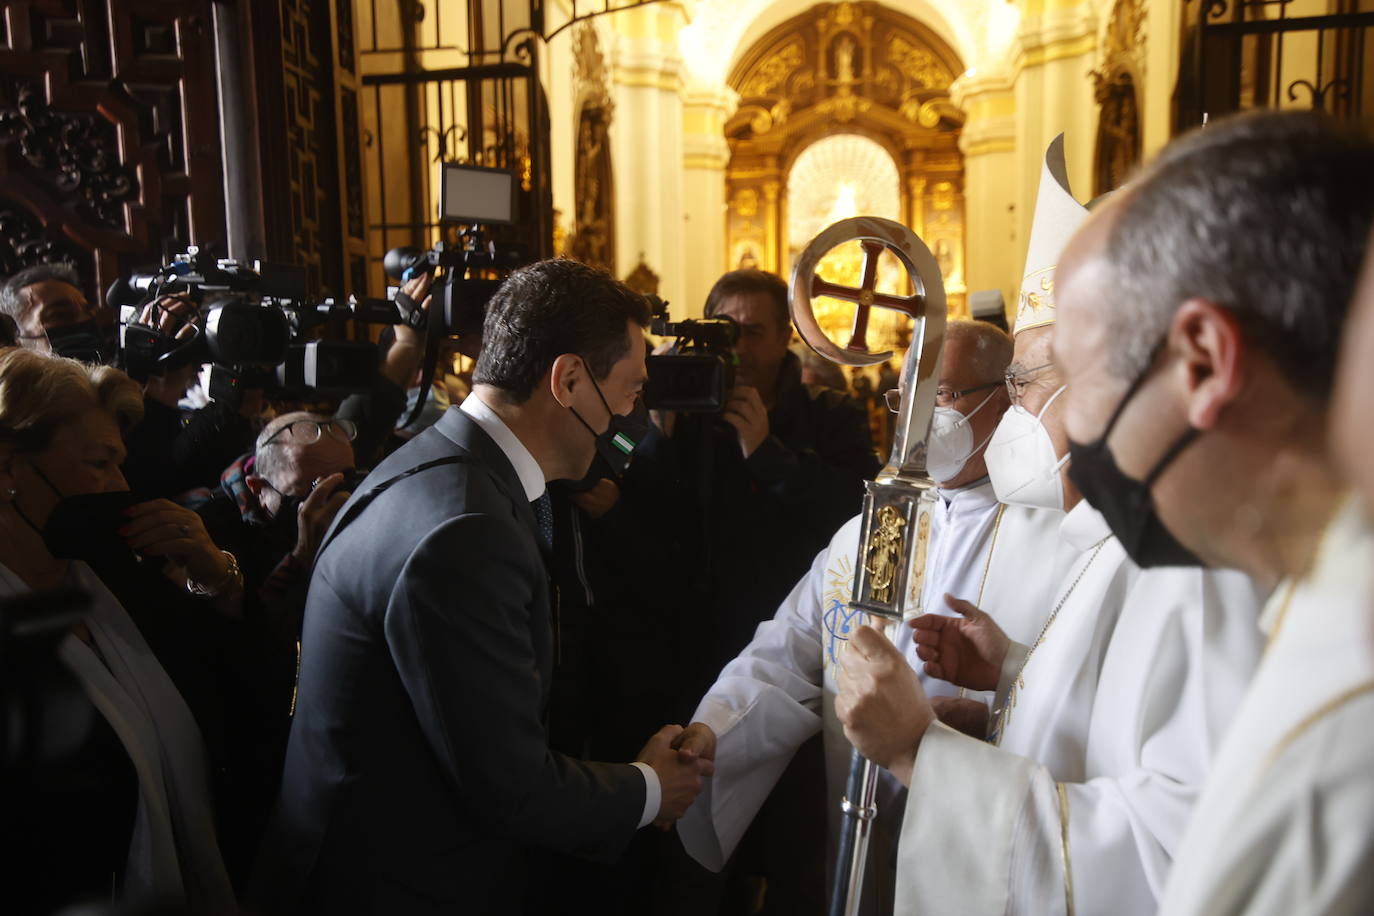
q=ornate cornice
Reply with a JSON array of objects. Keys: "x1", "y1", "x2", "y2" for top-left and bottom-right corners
[
  {"x1": 612, "y1": 43, "x2": 687, "y2": 93},
  {"x1": 1009, "y1": 3, "x2": 1099, "y2": 73}
]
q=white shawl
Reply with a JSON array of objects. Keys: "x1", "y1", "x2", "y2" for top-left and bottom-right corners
[{"x1": 0, "y1": 561, "x2": 235, "y2": 913}]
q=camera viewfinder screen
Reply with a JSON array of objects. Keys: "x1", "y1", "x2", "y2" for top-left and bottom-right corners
[{"x1": 440, "y1": 164, "x2": 516, "y2": 225}]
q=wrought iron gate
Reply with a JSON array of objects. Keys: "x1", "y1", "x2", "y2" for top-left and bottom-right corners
[{"x1": 1179, "y1": 0, "x2": 1374, "y2": 129}]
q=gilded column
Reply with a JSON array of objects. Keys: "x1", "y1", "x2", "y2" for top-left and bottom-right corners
[
  {"x1": 763, "y1": 179, "x2": 781, "y2": 275},
  {"x1": 908, "y1": 176, "x2": 928, "y2": 239}
]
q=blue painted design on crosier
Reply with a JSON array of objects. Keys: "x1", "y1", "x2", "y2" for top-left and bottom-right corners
[{"x1": 823, "y1": 596, "x2": 868, "y2": 669}]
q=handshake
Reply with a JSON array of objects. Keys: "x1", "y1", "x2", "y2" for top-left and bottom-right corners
[{"x1": 636, "y1": 722, "x2": 718, "y2": 829}]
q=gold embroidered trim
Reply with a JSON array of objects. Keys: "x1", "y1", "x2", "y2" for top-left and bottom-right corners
[
  {"x1": 1056, "y1": 782, "x2": 1076, "y2": 916},
  {"x1": 1267, "y1": 496, "x2": 1350, "y2": 654},
  {"x1": 975, "y1": 504, "x2": 1008, "y2": 606},
  {"x1": 959, "y1": 504, "x2": 1007, "y2": 701},
  {"x1": 1261, "y1": 680, "x2": 1374, "y2": 775},
  {"x1": 992, "y1": 535, "x2": 1111, "y2": 744},
  {"x1": 1262, "y1": 578, "x2": 1299, "y2": 657}
]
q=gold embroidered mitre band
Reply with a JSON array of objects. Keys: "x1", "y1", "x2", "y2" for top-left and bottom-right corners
[{"x1": 1015, "y1": 134, "x2": 1089, "y2": 336}]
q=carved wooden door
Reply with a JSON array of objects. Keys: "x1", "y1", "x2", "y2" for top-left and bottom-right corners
[{"x1": 0, "y1": 0, "x2": 226, "y2": 306}]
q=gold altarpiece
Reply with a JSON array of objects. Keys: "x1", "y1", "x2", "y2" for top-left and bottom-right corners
[{"x1": 724, "y1": 1, "x2": 969, "y2": 332}]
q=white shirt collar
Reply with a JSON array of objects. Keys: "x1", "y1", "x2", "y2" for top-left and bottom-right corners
[
  {"x1": 935, "y1": 476, "x2": 998, "y2": 512},
  {"x1": 459, "y1": 394, "x2": 545, "y2": 502}
]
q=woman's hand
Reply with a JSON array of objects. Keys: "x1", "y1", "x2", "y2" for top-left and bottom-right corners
[{"x1": 120, "y1": 499, "x2": 229, "y2": 586}]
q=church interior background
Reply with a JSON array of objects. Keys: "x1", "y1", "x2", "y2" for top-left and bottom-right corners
[{"x1": 0, "y1": 0, "x2": 1370, "y2": 370}]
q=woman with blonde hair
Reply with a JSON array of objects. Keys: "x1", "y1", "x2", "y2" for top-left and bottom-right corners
[{"x1": 0, "y1": 347, "x2": 235, "y2": 914}]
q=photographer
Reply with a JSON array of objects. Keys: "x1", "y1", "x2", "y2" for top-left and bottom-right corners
[
  {"x1": 1, "y1": 263, "x2": 108, "y2": 361},
  {"x1": 335, "y1": 273, "x2": 437, "y2": 465},
  {"x1": 196, "y1": 411, "x2": 358, "y2": 701},
  {"x1": 121, "y1": 293, "x2": 272, "y2": 501},
  {"x1": 630, "y1": 269, "x2": 879, "y2": 708},
  {"x1": 0, "y1": 264, "x2": 264, "y2": 498},
  {"x1": 118, "y1": 271, "x2": 434, "y2": 498},
  {"x1": 192, "y1": 411, "x2": 360, "y2": 875}
]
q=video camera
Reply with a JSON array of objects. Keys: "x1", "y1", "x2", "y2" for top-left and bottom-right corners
[
  {"x1": 107, "y1": 247, "x2": 407, "y2": 406},
  {"x1": 643, "y1": 296, "x2": 739, "y2": 413},
  {"x1": 379, "y1": 163, "x2": 531, "y2": 337},
  {"x1": 372, "y1": 163, "x2": 533, "y2": 426},
  {"x1": 381, "y1": 233, "x2": 529, "y2": 339}
]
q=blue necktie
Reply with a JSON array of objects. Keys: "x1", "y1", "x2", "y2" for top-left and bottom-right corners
[{"x1": 531, "y1": 492, "x2": 554, "y2": 551}]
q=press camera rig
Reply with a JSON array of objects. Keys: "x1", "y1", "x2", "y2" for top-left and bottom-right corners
[{"x1": 642, "y1": 295, "x2": 739, "y2": 413}]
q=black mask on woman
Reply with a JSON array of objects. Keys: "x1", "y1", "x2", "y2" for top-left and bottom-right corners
[
  {"x1": 1066, "y1": 361, "x2": 1206, "y2": 568},
  {"x1": 15, "y1": 461, "x2": 140, "y2": 564}
]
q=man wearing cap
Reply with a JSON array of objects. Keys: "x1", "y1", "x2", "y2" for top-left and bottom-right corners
[
  {"x1": 832, "y1": 135, "x2": 1268, "y2": 916},
  {"x1": 669, "y1": 319, "x2": 1064, "y2": 913}
]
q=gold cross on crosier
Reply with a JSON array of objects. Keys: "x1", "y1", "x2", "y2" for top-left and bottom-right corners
[{"x1": 809, "y1": 238, "x2": 925, "y2": 356}]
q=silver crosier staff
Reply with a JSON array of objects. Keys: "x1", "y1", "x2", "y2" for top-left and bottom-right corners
[{"x1": 788, "y1": 216, "x2": 947, "y2": 916}]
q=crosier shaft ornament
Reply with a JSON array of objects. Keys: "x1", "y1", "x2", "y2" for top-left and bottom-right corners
[{"x1": 788, "y1": 217, "x2": 946, "y2": 916}]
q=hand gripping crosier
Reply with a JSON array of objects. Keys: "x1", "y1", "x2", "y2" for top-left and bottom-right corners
[{"x1": 788, "y1": 217, "x2": 946, "y2": 916}]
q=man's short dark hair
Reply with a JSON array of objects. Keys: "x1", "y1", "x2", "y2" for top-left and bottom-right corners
[
  {"x1": 703, "y1": 269, "x2": 790, "y2": 329},
  {"x1": 0, "y1": 262, "x2": 81, "y2": 323},
  {"x1": 473, "y1": 259, "x2": 651, "y2": 403},
  {"x1": 1102, "y1": 110, "x2": 1374, "y2": 400}
]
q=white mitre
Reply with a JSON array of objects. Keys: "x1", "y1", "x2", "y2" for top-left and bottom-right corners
[{"x1": 1014, "y1": 134, "x2": 1089, "y2": 335}]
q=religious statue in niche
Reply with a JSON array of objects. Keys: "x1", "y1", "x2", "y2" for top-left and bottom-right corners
[
  {"x1": 623, "y1": 254, "x2": 660, "y2": 296},
  {"x1": 570, "y1": 104, "x2": 615, "y2": 273},
  {"x1": 935, "y1": 238, "x2": 953, "y2": 280},
  {"x1": 830, "y1": 34, "x2": 862, "y2": 85},
  {"x1": 1094, "y1": 72, "x2": 1141, "y2": 196}
]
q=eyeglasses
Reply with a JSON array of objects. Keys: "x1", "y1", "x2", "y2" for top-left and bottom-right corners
[
  {"x1": 1004, "y1": 362, "x2": 1055, "y2": 405},
  {"x1": 882, "y1": 379, "x2": 1002, "y2": 414},
  {"x1": 260, "y1": 418, "x2": 357, "y2": 448}
]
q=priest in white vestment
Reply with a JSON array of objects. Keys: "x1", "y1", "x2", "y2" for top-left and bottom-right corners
[
  {"x1": 673, "y1": 320, "x2": 1063, "y2": 912},
  {"x1": 1037, "y1": 112, "x2": 1374, "y2": 916},
  {"x1": 832, "y1": 134, "x2": 1269, "y2": 916}
]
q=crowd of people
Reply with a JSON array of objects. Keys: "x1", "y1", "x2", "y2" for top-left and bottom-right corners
[{"x1": 0, "y1": 107, "x2": 1371, "y2": 916}]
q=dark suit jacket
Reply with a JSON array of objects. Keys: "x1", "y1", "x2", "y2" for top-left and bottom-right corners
[{"x1": 249, "y1": 408, "x2": 645, "y2": 914}]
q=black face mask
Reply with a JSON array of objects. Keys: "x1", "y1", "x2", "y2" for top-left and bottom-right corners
[
  {"x1": 15, "y1": 462, "x2": 140, "y2": 565},
  {"x1": 1067, "y1": 362, "x2": 1205, "y2": 568},
  {"x1": 568, "y1": 363, "x2": 649, "y2": 478},
  {"x1": 45, "y1": 319, "x2": 114, "y2": 365}
]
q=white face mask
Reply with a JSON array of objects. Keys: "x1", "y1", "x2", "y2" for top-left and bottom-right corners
[
  {"x1": 985, "y1": 385, "x2": 1070, "y2": 510},
  {"x1": 927, "y1": 389, "x2": 998, "y2": 483}
]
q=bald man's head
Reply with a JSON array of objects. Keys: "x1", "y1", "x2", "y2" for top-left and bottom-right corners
[{"x1": 945, "y1": 319, "x2": 1012, "y2": 385}]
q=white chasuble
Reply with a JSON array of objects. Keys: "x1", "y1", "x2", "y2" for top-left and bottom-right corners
[
  {"x1": 1159, "y1": 496, "x2": 1374, "y2": 916},
  {"x1": 679, "y1": 479, "x2": 1062, "y2": 912},
  {"x1": 894, "y1": 501, "x2": 1268, "y2": 916}
]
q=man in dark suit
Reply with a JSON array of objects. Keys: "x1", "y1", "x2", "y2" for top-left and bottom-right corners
[{"x1": 249, "y1": 260, "x2": 711, "y2": 914}]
